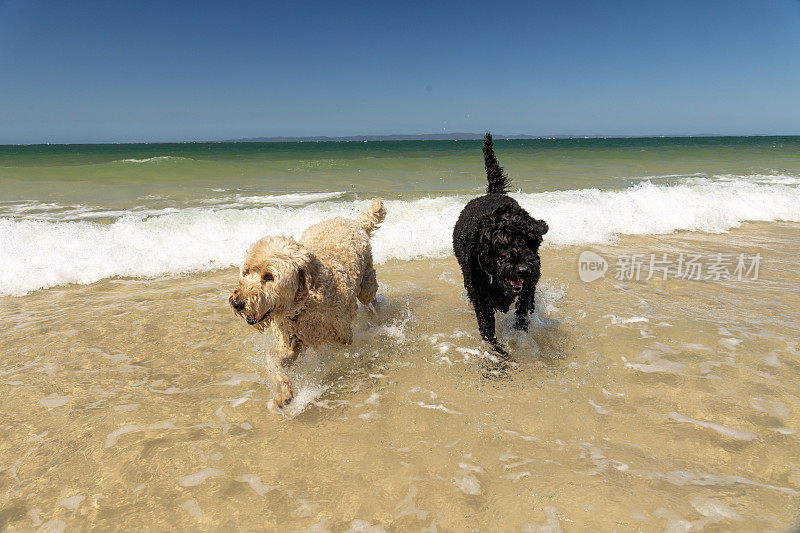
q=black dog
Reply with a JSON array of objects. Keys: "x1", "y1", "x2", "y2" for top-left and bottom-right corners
[{"x1": 452, "y1": 133, "x2": 548, "y2": 353}]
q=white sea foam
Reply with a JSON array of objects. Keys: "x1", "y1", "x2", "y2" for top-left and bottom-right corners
[
  {"x1": 710, "y1": 172, "x2": 800, "y2": 185},
  {"x1": 117, "y1": 156, "x2": 190, "y2": 163},
  {"x1": 0, "y1": 192, "x2": 346, "y2": 222},
  {"x1": 1, "y1": 179, "x2": 799, "y2": 296},
  {"x1": 0, "y1": 202, "x2": 181, "y2": 222},
  {"x1": 627, "y1": 172, "x2": 800, "y2": 186},
  {"x1": 200, "y1": 191, "x2": 347, "y2": 208},
  {"x1": 531, "y1": 178, "x2": 800, "y2": 245}
]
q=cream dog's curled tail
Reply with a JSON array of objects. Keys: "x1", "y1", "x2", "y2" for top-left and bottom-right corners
[{"x1": 358, "y1": 198, "x2": 387, "y2": 237}]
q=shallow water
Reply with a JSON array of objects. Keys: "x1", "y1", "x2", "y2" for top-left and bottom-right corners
[
  {"x1": 1, "y1": 222, "x2": 799, "y2": 530},
  {"x1": 1, "y1": 138, "x2": 800, "y2": 530}
]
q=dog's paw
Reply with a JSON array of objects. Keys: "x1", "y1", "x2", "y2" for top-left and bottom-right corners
[
  {"x1": 513, "y1": 316, "x2": 529, "y2": 332},
  {"x1": 268, "y1": 391, "x2": 293, "y2": 412},
  {"x1": 267, "y1": 398, "x2": 291, "y2": 413},
  {"x1": 488, "y1": 338, "x2": 510, "y2": 357}
]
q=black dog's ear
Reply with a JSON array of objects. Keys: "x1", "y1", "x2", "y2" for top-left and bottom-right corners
[
  {"x1": 524, "y1": 218, "x2": 548, "y2": 247},
  {"x1": 479, "y1": 217, "x2": 512, "y2": 250},
  {"x1": 477, "y1": 223, "x2": 496, "y2": 253}
]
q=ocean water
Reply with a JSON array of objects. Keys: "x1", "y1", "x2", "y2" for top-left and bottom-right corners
[
  {"x1": 1, "y1": 137, "x2": 799, "y2": 530},
  {"x1": 2, "y1": 137, "x2": 800, "y2": 296}
]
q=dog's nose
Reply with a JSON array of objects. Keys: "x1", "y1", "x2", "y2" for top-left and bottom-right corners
[
  {"x1": 516, "y1": 265, "x2": 532, "y2": 275},
  {"x1": 231, "y1": 298, "x2": 245, "y2": 311}
]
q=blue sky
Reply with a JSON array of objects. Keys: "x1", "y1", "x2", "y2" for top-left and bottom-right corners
[{"x1": 1, "y1": 0, "x2": 799, "y2": 143}]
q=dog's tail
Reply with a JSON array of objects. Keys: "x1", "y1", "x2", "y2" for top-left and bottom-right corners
[
  {"x1": 358, "y1": 198, "x2": 387, "y2": 237},
  {"x1": 483, "y1": 132, "x2": 511, "y2": 194}
]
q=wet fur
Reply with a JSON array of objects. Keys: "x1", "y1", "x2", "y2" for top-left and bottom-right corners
[
  {"x1": 452, "y1": 134, "x2": 548, "y2": 352},
  {"x1": 229, "y1": 198, "x2": 386, "y2": 410}
]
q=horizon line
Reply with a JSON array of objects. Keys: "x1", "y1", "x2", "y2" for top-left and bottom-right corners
[{"x1": 3, "y1": 132, "x2": 800, "y2": 146}]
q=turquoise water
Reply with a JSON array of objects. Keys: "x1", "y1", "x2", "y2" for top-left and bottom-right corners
[
  {"x1": 2, "y1": 136, "x2": 799, "y2": 205},
  {"x1": 1, "y1": 136, "x2": 800, "y2": 296}
]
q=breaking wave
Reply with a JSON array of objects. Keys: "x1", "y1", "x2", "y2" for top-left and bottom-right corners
[
  {"x1": 2, "y1": 178, "x2": 799, "y2": 295},
  {"x1": 116, "y1": 156, "x2": 193, "y2": 163}
]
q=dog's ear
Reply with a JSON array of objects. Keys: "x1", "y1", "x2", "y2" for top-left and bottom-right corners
[
  {"x1": 297, "y1": 252, "x2": 324, "y2": 304},
  {"x1": 532, "y1": 218, "x2": 548, "y2": 236},
  {"x1": 480, "y1": 216, "x2": 514, "y2": 249},
  {"x1": 478, "y1": 224, "x2": 493, "y2": 249},
  {"x1": 477, "y1": 223, "x2": 497, "y2": 262},
  {"x1": 477, "y1": 218, "x2": 507, "y2": 270}
]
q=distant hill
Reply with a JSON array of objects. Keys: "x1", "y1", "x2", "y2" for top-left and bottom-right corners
[
  {"x1": 213, "y1": 133, "x2": 761, "y2": 143},
  {"x1": 219, "y1": 133, "x2": 579, "y2": 143}
]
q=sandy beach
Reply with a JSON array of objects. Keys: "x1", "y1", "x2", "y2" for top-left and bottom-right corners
[{"x1": 1, "y1": 138, "x2": 800, "y2": 529}]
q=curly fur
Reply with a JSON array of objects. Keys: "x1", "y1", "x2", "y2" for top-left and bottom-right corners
[
  {"x1": 229, "y1": 198, "x2": 386, "y2": 410},
  {"x1": 452, "y1": 133, "x2": 548, "y2": 353}
]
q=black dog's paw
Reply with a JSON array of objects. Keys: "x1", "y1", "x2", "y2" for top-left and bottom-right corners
[
  {"x1": 513, "y1": 315, "x2": 529, "y2": 332},
  {"x1": 488, "y1": 338, "x2": 510, "y2": 357}
]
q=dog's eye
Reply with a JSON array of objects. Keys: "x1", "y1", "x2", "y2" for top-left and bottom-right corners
[{"x1": 262, "y1": 272, "x2": 274, "y2": 282}]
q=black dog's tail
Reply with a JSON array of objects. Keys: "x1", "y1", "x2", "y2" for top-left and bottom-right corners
[{"x1": 483, "y1": 133, "x2": 511, "y2": 194}]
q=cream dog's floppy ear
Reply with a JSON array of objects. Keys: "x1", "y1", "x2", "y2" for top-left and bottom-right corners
[
  {"x1": 299, "y1": 254, "x2": 324, "y2": 304},
  {"x1": 287, "y1": 239, "x2": 323, "y2": 304}
]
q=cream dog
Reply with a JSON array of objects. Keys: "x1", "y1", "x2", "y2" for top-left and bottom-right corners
[{"x1": 229, "y1": 199, "x2": 386, "y2": 410}]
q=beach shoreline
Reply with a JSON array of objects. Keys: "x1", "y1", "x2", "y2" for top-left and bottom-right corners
[{"x1": 1, "y1": 139, "x2": 799, "y2": 529}]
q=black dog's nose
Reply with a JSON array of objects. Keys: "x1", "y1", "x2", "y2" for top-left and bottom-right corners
[
  {"x1": 231, "y1": 299, "x2": 245, "y2": 311},
  {"x1": 516, "y1": 264, "x2": 532, "y2": 275}
]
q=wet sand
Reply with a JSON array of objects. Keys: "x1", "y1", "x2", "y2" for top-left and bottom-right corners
[{"x1": 1, "y1": 222, "x2": 799, "y2": 530}]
